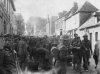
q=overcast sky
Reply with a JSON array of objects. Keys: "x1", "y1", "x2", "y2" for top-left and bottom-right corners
[{"x1": 14, "y1": 0, "x2": 100, "y2": 23}]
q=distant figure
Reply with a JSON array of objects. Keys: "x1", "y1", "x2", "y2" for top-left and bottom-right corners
[
  {"x1": 93, "y1": 42, "x2": 98, "y2": 68},
  {"x1": 95, "y1": 40, "x2": 100, "y2": 74}
]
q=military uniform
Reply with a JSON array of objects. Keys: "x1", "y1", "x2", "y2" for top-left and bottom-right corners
[
  {"x1": 71, "y1": 37, "x2": 82, "y2": 70},
  {"x1": 55, "y1": 45, "x2": 67, "y2": 74},
  {"x1": 81, "y1": 38, "x2": 92, "y2": 70},
  {"x1": 18, "y1": 39, "x2": 28, "y2": 71}
]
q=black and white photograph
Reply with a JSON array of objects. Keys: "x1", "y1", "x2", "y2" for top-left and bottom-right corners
[{"x1": 0, "y1": 0, "x2": 100, "y2": 74}]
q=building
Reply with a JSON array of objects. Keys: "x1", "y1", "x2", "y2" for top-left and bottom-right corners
[
  {"x1": 55, "y1": 16, "x2": 66, "y2": 35},
  {"x1": 55, "y1": 2, "x2": 78, "y2": 35},
  {"x1": 67, "y1": 28, "x2": 78, "y2": 38},
  {"x1": 46, "y1": 23, "x2": 50, "y2": 36},
  {"x1": 0, "y1": 0, "x2": 16, "y2": 35},
  {"x1": 65, "y1": 1, "x2": 98, "y2": 37},
  {"x1": 65, "y1": 1, "x2": 99, "y2": 51},
  {"x1": 46, "y1": 16, "x2": 58, "y2": 36},
  {"x1": 76, "y1": 12, "x2": 100, "y2": 51}
]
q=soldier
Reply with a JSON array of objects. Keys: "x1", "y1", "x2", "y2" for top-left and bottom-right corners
[
  {"x1": 81, "y1": 34, "x2": 92, "y2": 71},
  {"x1": 0, "y1": 36, "x2": 16, "y2": 74},
  {"x1": 58, "y1": 46, "x2": 68, "y2": 74},
  {"x1": 51, "y1": 44, "x2": 59, "y2": 67},
  {"x1": 18, "y1": 37, "x2": 28, "y2": 71},
  {"x1": 71, "y1": 33, "x2": 82, "y2": 71}
]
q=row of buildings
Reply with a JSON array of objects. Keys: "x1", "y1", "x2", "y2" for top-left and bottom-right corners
[
  {"x1": 0, "y1": 0, "x2": 17, "y2": 35},
  {"x1": 46, "y1": 1, "x2": 100, "y2": 51}
]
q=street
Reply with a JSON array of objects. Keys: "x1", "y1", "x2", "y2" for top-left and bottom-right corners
[
  {"x1": 1, "y1": 0, "x2": 100, "y2": 74},
  {"x1": 18, "y1": 57, "x2": 97, "y2": 74}
]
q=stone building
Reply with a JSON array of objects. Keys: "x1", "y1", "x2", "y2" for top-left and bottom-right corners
[{"x1": 0, "y1": 0, "x2": 16, "y2": 35}]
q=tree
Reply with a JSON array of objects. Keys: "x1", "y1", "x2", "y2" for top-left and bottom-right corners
[{"x1": 15, "y1": 14, "x2": 25, "y2": 35}]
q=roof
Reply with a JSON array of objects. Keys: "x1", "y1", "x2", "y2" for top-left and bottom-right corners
[
  {"x1": 55, "y1": 12, "x2": 68, "y2": 21},
  {"x1": 78, "y1": 1, "x2": 98, "y2": 12},
  {"x1": 67, "y1": 28, "x2": 78, "y2": 32},
  {"x1": 9, "y1": 0, "x2": 16, "y2": 11},
  {"x1": 79, "y1": 19, "x2": 100, "y2": 30},
  {"x1": 65, "y1": 1, "x2": 98, "y2": 21}
]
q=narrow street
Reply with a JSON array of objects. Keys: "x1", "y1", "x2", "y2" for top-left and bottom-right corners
[
  {"x1": 1, "y1": 0, "x2": 100, "y2": 74},
  {"x1": 21, "y1": 57, "x2": 97, "y2": 74}
]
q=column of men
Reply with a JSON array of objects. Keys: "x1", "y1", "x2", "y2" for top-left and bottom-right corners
[
  {"x1": 0, "y1": 34, "x2": 96, "y2": 74},
  {"x1": 71, "y1": 33, "x2": 92, "y2": 72}
]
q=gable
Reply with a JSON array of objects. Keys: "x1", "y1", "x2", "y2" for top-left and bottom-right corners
[
  {"x1": 80, "y1": 12, "x2": 92, "y2": 26},
  {"x1": 79, "y1": 15, "x2": 97, "y2": 30},
  {"x1": 79, "y1": 1, "x2": 98, "y2": 12}
]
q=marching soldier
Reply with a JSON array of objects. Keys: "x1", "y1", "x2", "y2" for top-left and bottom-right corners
[
  {"x1": 18, "y1": 37, "x2": 28, "y2": 71},
  {"x1": 81, "y1": 34, "x2": 92, "y2": 71},
  {"x1": 71, "y1": 33, "x2": 82, "y2": 71}
]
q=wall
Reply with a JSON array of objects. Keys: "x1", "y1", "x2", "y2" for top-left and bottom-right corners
[
  {"x1": 46, "y1": 23, "x2": 50, "y2": 36},
  {"x1": 0, "y1": 0, "x2": 15, "y2": 35},
  {"x1": 88, "y1": 26, "x2": 100, "y2": 51},
  {"x1": 65, "y1": 13, "x2": 80, "y2": 31},
  {"x1": 77, "y1": 15, "x2": 97, "y2": 39},
  {"x1": 55, "y1": 17, "x2": 65, "y2": 35},
  {"x1": 76, "y1": 15, "x2": 99, "y2": 51},
  {"x1": 79, "y1": 12, "x2": 92, "y2": 26}
]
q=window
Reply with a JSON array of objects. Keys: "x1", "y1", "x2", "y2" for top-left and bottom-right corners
[
  {"x1": 97, "y1": 17, "x2": 100, "y2": 22},
  {"x1": 95, "y1": 32, "x2": 98, "y2": 41},
  {"x1": 90, "y1": 33, "x2": 92, "y2": 43}
]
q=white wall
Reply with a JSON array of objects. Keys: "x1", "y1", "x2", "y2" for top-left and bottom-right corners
[
  {"x1": 76, "y1": 26, "x2": 100, "y2": 52},
  {"x1": 55, "y1": 17, "x2": 65, "y2": 35},
  {"x1": 88, "y1": 26, "x2": 100, "y2": 51},
  {"x1": 65, "y1": 13, "x2": 80, "y2": 31},
  {"x1": 76, "y1": 15, "x2": 98, "y2": 51}
]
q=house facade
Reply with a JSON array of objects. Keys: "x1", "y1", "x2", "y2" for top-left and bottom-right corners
[
  {"x1": 76, "y1": 12, "x2": 100, "y2": 51},
  {"x1": 55, "y1": 16, "x2": 66, "y2": 35},
  {"x1": 66, "y1": 1, "x2": 98, "y2": 40},
  {"x1": 0, "y1": 0, "x2": 16, "y2": 35}
]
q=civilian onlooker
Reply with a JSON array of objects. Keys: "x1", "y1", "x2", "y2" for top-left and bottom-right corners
[{"x1": 95, "y1": 40, "x2": 100, "y2": 74}]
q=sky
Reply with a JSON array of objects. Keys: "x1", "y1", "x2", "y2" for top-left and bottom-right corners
[{"x1": 14, "y1": 0, "x2": 100, "y2": 23}]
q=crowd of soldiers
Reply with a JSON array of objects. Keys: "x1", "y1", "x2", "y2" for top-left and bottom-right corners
[
  {"x1": 0, "y1": 34, "x2": 61, "y2": 74},
  {"x1": 0, "y1": 33, "x2": 99, "y2": 74}
]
